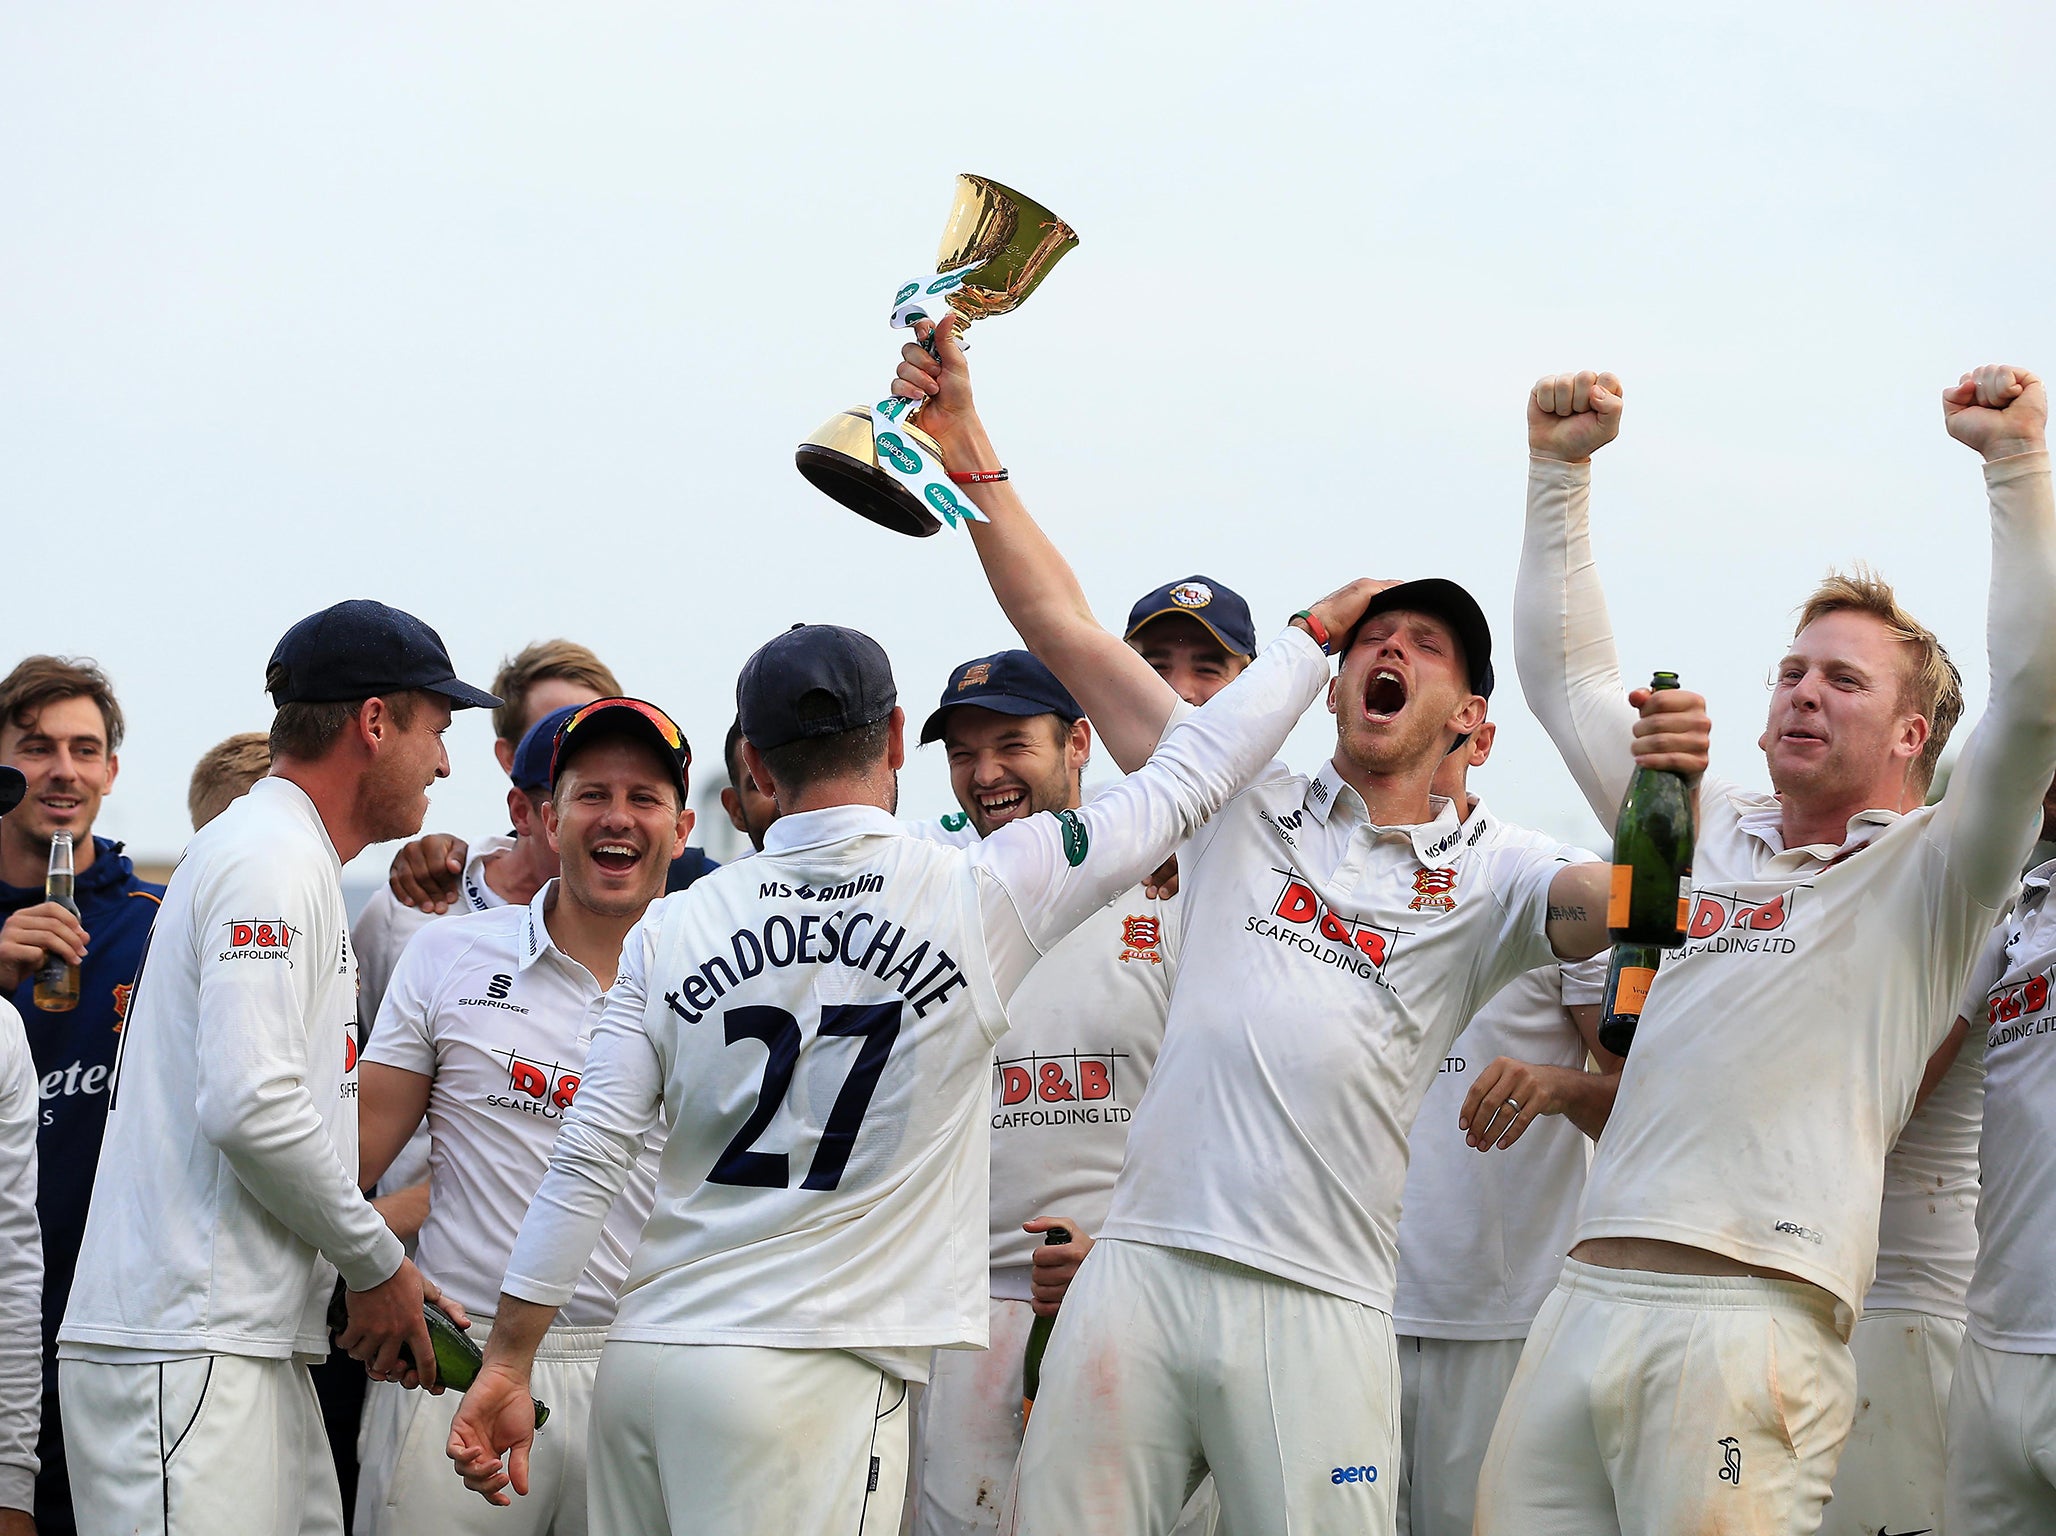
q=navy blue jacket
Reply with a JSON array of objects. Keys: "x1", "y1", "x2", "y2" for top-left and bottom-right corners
[{"x1": 1, "y1": 837, "x2": 163, "y2": 1385}]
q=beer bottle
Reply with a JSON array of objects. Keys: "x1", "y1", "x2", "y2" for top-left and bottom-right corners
[
  {"x1": 327, "y1": 1280, "x2": 551, "y2": 1428},
  {"x1": 1607, "y1": 672, "x2": 1695, "y2": 948},
  {"x1": 33, "y1": 831, "x2": 81, "y2": 1013},
  {"x1": 1597, "y1": 942, "x2": 1661, "y2": 1057},
  {"x1": 1019, "y1": 1225, "x2": 1072, "y2": 1428}
]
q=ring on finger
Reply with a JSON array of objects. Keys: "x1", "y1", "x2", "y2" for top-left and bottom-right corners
[{"x1": 1504, "y1": 1098, "x2": 1520, "y2": 1115}]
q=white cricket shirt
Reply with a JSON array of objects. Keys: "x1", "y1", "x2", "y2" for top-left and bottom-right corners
[
  {"x1": 1099, "y1": 778, "x2": 1576, "y2": 1310},
  {"x1": 352, "y1": 832, "x2": 515, "y2": 1027},
  {"x1": 59, "y1": 777, "x2": 405, "y2": 1361},
  {"x1": 362, "y1": 882, "x2": 662, "y2": 1326},
  {"x1": 986, "y1": 890, "x2": 1179, "y2": 1292},
  {"x1": 1959, "y1": 862, "x2": 2056, "y2": 1352},
  {"x1": 1392, "y1": 869, "x2": 1607, "y2": 1341},
  {"x1": 1517, "y1": 451, "x2": 2056, "y2": 1320},
  {"x1": 498, "y1": 628, "x2": 1330, "y2": 1373},
  {"x1": 0, "y1": 1000, "x2": 40, "y2": 1512},
  {"x1": 1866, "y1": 1034, "x2": 1982, "y2": 1319}
]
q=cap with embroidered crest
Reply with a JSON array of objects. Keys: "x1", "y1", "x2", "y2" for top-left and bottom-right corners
[
  {"x1": 919, "y1": 650, "x2": 1082, "y2": 745},
  {"x1": 1124, "y1": 576, "x2": 1257, "y2": 660}
]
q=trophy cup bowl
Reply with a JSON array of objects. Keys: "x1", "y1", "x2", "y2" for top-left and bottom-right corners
[{"x1": 796, "y1": 174, "x2": 1078, "y2": 536}]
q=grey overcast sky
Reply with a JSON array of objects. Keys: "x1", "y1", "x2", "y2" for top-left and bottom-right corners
[{"x1": 5, "y1": 5, "x2": 2053, "y2": 883}]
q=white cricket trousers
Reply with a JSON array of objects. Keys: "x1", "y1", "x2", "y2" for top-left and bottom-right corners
[
  {"x1": 1817, "y1": 1308, "x2": 1960, "y2": 1536},
  {"x1": 1945, "y1": 1336, "x2": 2056, "y2": 1533},
  {"x1": 909, "y1": 1293, "x2": 1218, "y2": 1536},
  {"x1": 1008, "y1": 1239, "x2": 1399, "y2": 1536},
  {"x1": 587, "y1": 1341, "x2": 909, "y2": 1536},
  {"x1": 355, "y1": 1318, "x2": 609, "y2": 1535},
  {"x1": 1394, "y1": 1334, "x2": 1526, "y2": 1536},
  {"x1": 58, "y1": 1353, "x2": 344, "y2": 1536},
  {"x1": 1473, "y1": 1259, "x2": 1856, "y2": 1536}
]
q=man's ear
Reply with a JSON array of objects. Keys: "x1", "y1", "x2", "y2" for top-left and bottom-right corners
[
  {"x1": 885, "y1": 707, "x2": 908, "y2": 774},
  {"x1": 1466, "y1": 718, "x2": 1496, "y2": 771},
  {"x1": 493, "y1": 737, "x2": 518, "y2": 776},
  {"x1": 540, "y1": 794, "x2": 562, "y2": 856},
  {"x1": 741, "y1": 740, "x2": 777, "y2": 805},
  {"x1": 1325, "y1": 676, "x2": 1339, "y2": 715},
  {"x1": 1066, "y1": 717, "x2": 1092, "y2": 774},
  {"x1": 507, "y1": 786, "x2": 531, "y2": 837},
  {"x1": 671, "y1": 805, "x2": 696, "y2": 861},
  {"x1": 720, "y1": 786, "x2": 748, "y2": 835}
]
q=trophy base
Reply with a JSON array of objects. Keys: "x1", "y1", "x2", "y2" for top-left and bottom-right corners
[{"x1": 794, "y1": 406, "x2": 949, "y2": 538}]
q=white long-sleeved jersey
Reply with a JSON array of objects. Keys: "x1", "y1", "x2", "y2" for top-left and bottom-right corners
[
  {"x1": 499, "y1": 628, "x2": 1330, "y2": 1375},
  {"x1": 1515, "y1": 450, "x2": 2056, "y2": 1320},
  {"x1": 1958, "y1": 864, "x2": 2056, "y2": 1351},
  {"x1": 0, "y1": 1000, "x2": 41, "y2": 1513},
  {"x1": 59, "y1": 777, "x2": 405, "y2": 1361}
]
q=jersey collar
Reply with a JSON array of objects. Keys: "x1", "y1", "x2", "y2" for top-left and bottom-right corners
[
  {"x1": 1304, "y1": 760, "x2": 1465, "y2": 863},
  {"x1": 1733, "y1": 797, "x2": 1899, "y2": 864},
  {"x1": 520, "y1": 879, "x2": 564, "y2": 972},
  {"x1": 1304, "y1": 761, "x2": 1362, "y2": 826},
  {"x1": 763, "y1": 802, "x2": 902, "y2": 855}
]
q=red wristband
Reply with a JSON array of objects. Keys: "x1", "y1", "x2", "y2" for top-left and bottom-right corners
[
  {"x1": 1292, "y1": 609, "x2": 1333, "y2": 653},
  {"x1": 946, "y1": 468, "x2": 1010, "y2": 484}
]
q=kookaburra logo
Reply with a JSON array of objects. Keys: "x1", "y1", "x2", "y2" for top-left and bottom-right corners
[{"x1": 1717, "y1": 1437, "x2": 1741, "y2": 1484}]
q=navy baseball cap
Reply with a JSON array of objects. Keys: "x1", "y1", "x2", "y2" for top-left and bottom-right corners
[
  {"x1": 1363, "y1": 578, "x2": 1495, "y2": 698},
  {"x1": 266, "y1": 600, "x2": 500, "y2": 710},
  {"x1": 0, "y1": 766, "x2": 23, "y2": 818},
  {"x1": 509, "y1": 704, "x2": 580, "y2": 793},
  {"x1": 737, "y1": 625, "x2": 898, "y2": 752},
  {"x1": 1124, "y1": 576, "x2": 1256, "y2": 659},
  {"x1": 549, "y1": 697, "x2": 692, "y2": 800},
  {"x1": 919, "y1": 650, "x2": 1083, "y2": 745}
]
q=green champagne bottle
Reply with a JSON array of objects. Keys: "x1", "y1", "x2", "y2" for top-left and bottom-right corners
[
  {"x1": 1019, "y1": 1226, "x2": 1071, "y2": 1428},
  {"x1": 1608, "y1": 671, "x2": 1696, "y2": 948},
  {"x1": 328, "y1": 1280, "x2": 551, "y2": 1428},
  {"x1": 1597, "y1": 942, "x2": 1661, "y2": 1057}
]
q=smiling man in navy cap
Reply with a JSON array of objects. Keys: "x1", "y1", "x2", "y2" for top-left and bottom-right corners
[
  {"x1": 58, "y1": 600, "x2": 498, "y2": 1536},
  {"x1": 905, "y1": 651, "x2": 1216, "y2": 1536},
  {"x1": 1124, "y1": 576, "x2": 1256, "y2": 708}
]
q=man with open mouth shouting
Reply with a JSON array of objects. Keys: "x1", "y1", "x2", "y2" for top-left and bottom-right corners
[{"x1": 888, "y1": 313, "x2": 1708, "y2": 1536}]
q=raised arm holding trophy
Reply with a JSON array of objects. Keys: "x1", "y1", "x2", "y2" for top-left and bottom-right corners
[{"x1": 795, "y1": 173, "x2": 1077, "y2": 537}]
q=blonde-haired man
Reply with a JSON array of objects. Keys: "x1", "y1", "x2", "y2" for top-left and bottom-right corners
[
  {"x1": 188, "y1": 732, "x2": 272, "y2": 831},
  {"x1": 1476, "y1": 365, "x2": 2053, "y2": 1535},
  {"x1": 486, "y1": 642, "x2": 622, "y2": 779}
]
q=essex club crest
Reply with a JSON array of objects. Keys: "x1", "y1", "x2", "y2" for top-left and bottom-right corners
[
  {"x1": 1119, "y1": 913, "x2": 1163, "y2": 965},
  {"x1": 1409, "y1": 867, "x2": 1457, "y2": 913}
]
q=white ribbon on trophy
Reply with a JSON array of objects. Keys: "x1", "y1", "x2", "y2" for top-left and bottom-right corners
[{"x1": 866, "y1": 263, "x2": 988, "y2": 530}]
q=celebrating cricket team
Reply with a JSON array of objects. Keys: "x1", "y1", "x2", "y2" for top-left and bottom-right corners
[{"x1": 0, "y1": 303, "x2": 2050, "y2": 1536}]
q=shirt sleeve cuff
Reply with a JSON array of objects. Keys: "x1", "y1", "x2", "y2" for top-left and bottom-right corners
[
  {"x1": 498, "y1": 1272, "x2": 578, "y2": 1310},
  {"x1": 1985, "y1": 447, "x2": 2052, "y2": 485},
  {"x1": 0, "y1": 1462, "x2": 35, "y2": 1513},
  {"x1": 338, "y1": 1225, "x2": 408, "y2": 1293},
  {"x1": 1529, "y1": 454, "x2": 1594, "y2": 485}
]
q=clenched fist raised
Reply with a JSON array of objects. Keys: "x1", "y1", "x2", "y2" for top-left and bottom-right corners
[
  {"x1": 1529, "y1": 370, "x2": 1624, "y2": 463},
  {"x1": 1944, "y1": 365, "x2": 2046, "y2": 462}
]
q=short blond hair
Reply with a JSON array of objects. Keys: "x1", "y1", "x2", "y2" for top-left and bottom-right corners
[
  {"x1": 489, "y1": 640, "x2": 622, "y2": 745},
  {"x1": 188, "y1": 732, "x2": 271, "y2": 829},
  {"x1": 1794, "y1": 567, "x2": 1963, "y2": 795}
]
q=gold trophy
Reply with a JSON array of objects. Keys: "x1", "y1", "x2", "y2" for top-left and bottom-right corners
[{"x1": 796, "y1": 174, "x2": 1078, "y2": 537}]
